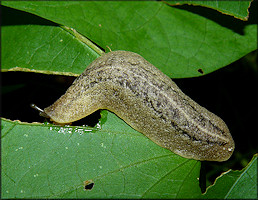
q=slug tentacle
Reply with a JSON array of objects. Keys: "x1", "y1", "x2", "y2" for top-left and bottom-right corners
[{"x1": 43, "y1": 51, "x2": 234, "y2": 161}]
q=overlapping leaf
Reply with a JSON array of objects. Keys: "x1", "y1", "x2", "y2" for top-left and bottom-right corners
[
  {"x1": 202, "y1": 154, "x2": 257, "y2": 199},
  {"x1": 2, "y1": 1, "x2": 257, "y2": 78},
  {"x1": 164, "y1": 0, "x2": 252, "y2": 20}
]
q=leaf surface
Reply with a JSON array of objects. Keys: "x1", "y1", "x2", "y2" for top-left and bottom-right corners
[
  {"x1": 1, "y1": 111, "x2": 202, "y2": 199},
  {"x1": 164, "y1": 0, "x2": 252, "y2": 20},
  {"x1": 2, "y1": 1, "x2": 257, "y2": 78},
  {"x1": 1, "y1": 22, "x2": 99, "y2": 76},
  {"x1": 202, "y1": 154, "x2": 257, "y2": 199}
]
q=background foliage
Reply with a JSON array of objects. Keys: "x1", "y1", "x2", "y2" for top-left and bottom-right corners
[{"x1": 1, "y1": 1, "x2": 257, "y2": 199}]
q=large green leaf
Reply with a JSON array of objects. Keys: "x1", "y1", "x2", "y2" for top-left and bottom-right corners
[
  {"x1": 2, "y1": 1, "x2": 257, "y2": 78},
  {"x1": 164, "y1": 0, "x2": 252, "y2": 20},
  {"x1": 1, "y1": 24, "x2": 99, "y2": 76},
  {"x1": 202, "y1": 154, "x2": 257, "y2": 199},
  {"x1": 1, "y1": 111, "x2": 201, "y2": 199}
]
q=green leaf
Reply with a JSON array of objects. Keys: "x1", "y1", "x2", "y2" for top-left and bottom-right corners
[
  {"x1": 202, "y1": 154, "x2": 257, "y2": 199},
  {"x1": 1, "y1": 23, "x2": 100, "y2": 76},
  {"x1": 2, "y1": 1, "x2": 257, "y2": 78},
  {"x1": 1, "y1": 111, "x2": 202, "y2": 199},
  {"x1": 164, "y1": 0, "x2": 252, "y2": 20}
]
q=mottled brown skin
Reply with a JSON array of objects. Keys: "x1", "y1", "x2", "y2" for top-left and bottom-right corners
[{"x1": 44, "y1": 51, "x2": 235, "y2": 161}]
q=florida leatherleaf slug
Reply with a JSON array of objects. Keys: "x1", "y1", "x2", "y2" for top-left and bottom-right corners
[{"x1": 39, "y1": 51, "x2": 235, "y2": 161}]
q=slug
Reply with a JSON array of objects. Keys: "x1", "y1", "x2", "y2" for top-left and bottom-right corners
[{"x1": 38, "y1": 50, "x2": 235, "y2": 161}]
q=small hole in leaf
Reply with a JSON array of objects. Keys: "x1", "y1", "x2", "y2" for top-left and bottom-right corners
[
  {"x1": 84, "y1": 180, "x2": 94, "y2": 191},
  {"x1": 198, "y1": 68, "x2": 204, "y2": 74},
  {"x1": 85, "y1": 183, "x2": 94, "y2": 190}
]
